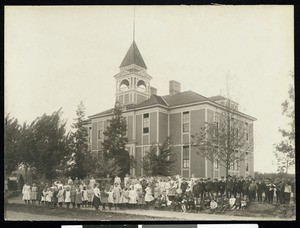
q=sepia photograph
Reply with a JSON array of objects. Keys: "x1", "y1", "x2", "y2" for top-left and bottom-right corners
[{"x1": 4, "y1": 5, "x2": 295, "y2": 221}]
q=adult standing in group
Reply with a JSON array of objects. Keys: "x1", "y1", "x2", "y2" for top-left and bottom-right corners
[
  {"x1": 284, "y1": 180, "x2": 292, "y2": 204},
  {"x1": 226, "y1": 176, "x2": 234, "y2": 198},
  {"x1": 18, "y1": 174, "x2": 24, "y2": 191},
  {"x1": 242, "y1": 177, "x2": 250, "y2": 198},
  {"x1": 218, "y1": 176, "x2": 226, "y2": 196},
  {"x1": 22, "y1": 182, "x2": 31, "y2": 204},
  {"x1": 92, "y1": 183, "x2": 101, "y2": 210},
  {"x1": 266, "y1": 179, "x2": 276, "y2": 204},
  {"x1": 198, "y1": 178, "x2": 206, "y2": 200},
  {"x1": 256, "y1": 179, "x2": 265, "y2": 203},
  {"x1": 37, "y1": 182, "x2": 44, "y2": 205},
  {"x1": 205, "y1": 178, "x2": 213, "y2": 197},
  {"x1": 248, "y1": 179, "x2": 257, "y2": 202},
  {"x1": 180, "y1": 178, "x2": 189, "y2": 195}
]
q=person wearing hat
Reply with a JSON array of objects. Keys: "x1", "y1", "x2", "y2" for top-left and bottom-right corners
[
  {"x1": 198, "y1": 178, "x2": 206, "y2": 200},
  {"x1": 212, "y1": 178, "x2": 219, "y2": 195},
  {"x1": 218, "y1": 176, "x2": 226, "y2": 196},
  {"x1": 180, "y1": 178, "x2": 189, "y2": 194},
  {"x1": 256, "y1": 179, "x2": 265, "y2": 203},
  {"x1": 226, "y1": 176, "x2": 234, "y2": 198},
  {"x1": 205, "y1": 177, "x2": 213, "y2": 197}
]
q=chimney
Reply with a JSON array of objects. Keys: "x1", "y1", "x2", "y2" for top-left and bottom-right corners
[
  {"x1": 150, "y1": 86, "x2": 157, "y2": 95},
  {"x1": 169, "y1": 80, "x2": 181, "y2": 96}
]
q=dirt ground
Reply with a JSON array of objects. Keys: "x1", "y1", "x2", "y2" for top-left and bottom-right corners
[{"x1": 6, "y1": 195, "x2": 295, "y2": 221}]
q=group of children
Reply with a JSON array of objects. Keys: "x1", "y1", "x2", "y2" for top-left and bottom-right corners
[{"x1": 21, "y1": 174, "x2": 254, "y2": 214}]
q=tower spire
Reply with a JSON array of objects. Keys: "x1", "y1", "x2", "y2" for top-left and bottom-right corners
[{"x1": 133, "y1": 6, "x2": 135, "y2": 41}]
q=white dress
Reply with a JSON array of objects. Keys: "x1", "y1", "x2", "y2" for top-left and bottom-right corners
[
  {"x1": 57, "y1": 189, "x2": 65, "y2": 203},
  {"x1": 46, "y1": 191, "x2": 52, "y2": 202},
  {"x1": 82, "y1": 190, "x2": 88, "y2": 201},
  {"x1": 22, "y1": 185, "x2": 31, "y2": 200},
  {"x1": 108, "y1": 191, "x2": 114, "y2": 204},
  {"x1": 145, "y1": 187, "x2": 154, "y2": 202},
  {"x1": 128, "y1": 189, "x2": 137, "y2": 204},
  {"x1": 64, "y1": 190, "x2": 71, "y2": 203}
]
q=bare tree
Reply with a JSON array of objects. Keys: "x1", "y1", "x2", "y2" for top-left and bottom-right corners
[
  {"x1": 274, "y1": 70, "x2": 295, "y2": 174},
  {"x1": 192, "y1": 74, "x2": 254, "y2": 178}
]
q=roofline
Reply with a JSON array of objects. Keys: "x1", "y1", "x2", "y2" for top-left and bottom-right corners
[{"x1": 170, "y1": 100, "x2": 256, "y2": 121}]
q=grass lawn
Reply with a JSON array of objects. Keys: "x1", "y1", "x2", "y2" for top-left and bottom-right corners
[{"x1": 5, "y1": 203, "x2": 174, "y2": 221}]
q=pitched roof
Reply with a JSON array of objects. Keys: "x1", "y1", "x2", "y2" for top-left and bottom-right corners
[
  {"x1": 162, "y1": 91, "x2": 208, "y2": 107},
  {"x1": 88, "y1": 108, "x2": 114, "y2": 118},
  {"x1": 208, "y1": 95, "x2": 226, "y2": 102},
  {"x1": 120, "y1": 41, "x2": 147, "y2": 69},
  {"x1": 135, "y1": 94, "x2": 169, "y2": 109}
]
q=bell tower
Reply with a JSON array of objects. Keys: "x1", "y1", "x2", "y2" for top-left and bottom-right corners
[{"x1": 114, "y1": 41, "x2": 152, "y2": 105}]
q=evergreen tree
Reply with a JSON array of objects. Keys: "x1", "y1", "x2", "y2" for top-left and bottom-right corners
[
  {"x1": 4, "y1": 114, "x2": 21, "y2": 176},
  {"x1": 102, "y1": 102, "x2": 130, "y2": 177},
  {"x1": 142, "y1": 137, "x2": 175, "y2": 176},
  {"x1": 67, "y1": 102, "x2": 92, "y2": 179}
]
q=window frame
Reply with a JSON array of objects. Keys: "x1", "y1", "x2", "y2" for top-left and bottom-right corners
[
  {"x1": 182, "y1": 145, "x2": 190, "y2": 169},
  {"x1": 143, "y1": 113, "x2": 150, "y2": 134},
  {"x1": 182, "y1": 111, "x2": 190, "y2": 133}
]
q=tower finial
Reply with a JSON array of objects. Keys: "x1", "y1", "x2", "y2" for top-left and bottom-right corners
[{"x1": 133, "y1": 6, "x2": 135, "y2": 41}]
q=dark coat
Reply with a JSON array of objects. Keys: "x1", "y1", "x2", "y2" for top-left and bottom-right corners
[
  {"x1": 198, "y1": 182, "x2": 206, "y2": 192},
  {"x1": 218, "y1": 181, "x2": 226, "y2": 193},
  {"x1": 226, "y1": 179, "x2": 234, "y2": 190},
  {"x1": 256, "y1": 182, "x2": 265, "y2": 194},
  {"x1": 205, "y1": 181, "x2": 213, "y2": 191}
]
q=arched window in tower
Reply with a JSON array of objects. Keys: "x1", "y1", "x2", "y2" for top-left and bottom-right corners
[
  {"x1": 120, "y1": 79, "x2": 130, "y2": 91},
  {"x1": 137, "y1": 80, "x2": 146, "y2": 92}
]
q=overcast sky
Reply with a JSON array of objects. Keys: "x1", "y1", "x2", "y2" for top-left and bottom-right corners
[{"x1": 5, "y1": 5, "x2": 294, "y2": 173}]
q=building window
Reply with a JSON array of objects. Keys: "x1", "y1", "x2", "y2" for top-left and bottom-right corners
[
  {"x1": 89, "y1": 127, "x2": 92, "y2": 143},
  {"x1": 97, "y1": 122, "x2": 104, "y2": 141},
  {"x1": 182, "y1": 145, "x2": 190, "y2": 169},
  {"x1": 214, "y1": 159, "x2": 219, "y2": 169},
  {"x1": 143, "y1": 113, "x2": 149, "y2": 134},
  {"x1": 124, "y1": 94, "x2": 129, "y2": 104},
  {"x1": 183, "y1": 111, "x2": 189, "y2": 133},
  {"x1": 245, "y1": 162, "x2": 249, "y2": 172},
  {"x1": 245, "y1": 122, "x2": 249, "y2": 141}
]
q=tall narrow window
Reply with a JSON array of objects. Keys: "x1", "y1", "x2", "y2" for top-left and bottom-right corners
[
  {"x1": 214, "y1": 158, "x2": 219, "y2": 169},
  {"x1": 89, "y1": 127, "x2": 92, "y2": 143},
  {"x1": 98, "y1": 122, "x2": 103, "y2": 140},
  {"x1": 245, "y1": 122, "x2": 249, "y2": 141},
  {"x1": 183, "y1": 111, "x2": 189, "y2": 133},
  {"x1": 143, "y1": 113, "x2": 149, "y2": 134},
  {"x1": 182, "y1": 145, "x2": 190, "y2": 168},
  {"x1": 245, "y1": 162, "x2": 249, "y2": 172}
]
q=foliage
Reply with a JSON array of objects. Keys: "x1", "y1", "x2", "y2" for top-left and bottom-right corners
[
  {"x1": 91, "y1": 151, "x2": 122, "y2": 178},
  {"x1": 142, "y1": 137, "x2": 175, "y2": 176},
  {"x1": 102, "y1": 102, "x2": 130, "y2": 177},
  {"x1": 66, "y1": 102, "x2": 91, "y2": 179},
  {"x1": 192, "y1": 98, "x2": 253, "y2": 178},
  {"x1": 4, "y1": 114, "x2": 21, "y2": 176},
  {"x1": 254, "y1": 171, "x2": 295, "y2": 181},
  {"x1": 274, "y1": 71, "x2": 295, "y2": 173},
  {"x1": 29, "y1": 109, "x2": 70, "y2": 182}
]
